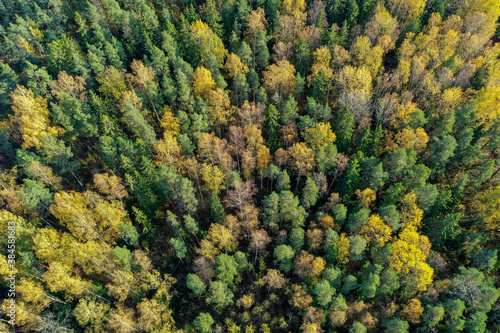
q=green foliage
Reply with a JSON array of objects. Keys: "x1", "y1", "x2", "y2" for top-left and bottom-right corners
[
  {"x1": 302, "y1": 177, "x2": 319, "y2": 210},
  {"x1": 279, "y1": 191, "x2": 308, "y2": 228},
  {"x1": 111, "y1": 246, "x2": 133, "y2": 271},
  {"x1": 234, "y1": 251, "x2": 248, "y2": 271},
  {"x1": 335, "y1": 105, "x2": 354, "y2": 152},
  {"x1": 209, "y1": 192, "x2": 226, "y2": 225},
  {"x1": 207, "y1": 281, "x2": 234, "y2": 309},
  {"x1": 341, "y1": 274, "x2": 358, "y2": 294},
  {"x1": 350, "y1": 322, "x2": 367, "y2": 333},
  {"x1": 120, "y1": 224, "x2": 139, "y2": 248},
  {"x1": 449, "y1": 267, "x2": 500, "y2": 312},
  {"x1": 346, "y1": 208, "x2": 370, "y2": 233},
  {"x1": 470, "y1": 248, "x2": 497, "y2": 271},
  {"x1": 262, "y1": 192, "x2": 280, "y2": 232},
  {"x1": 360, "y1": 273, "x2": 380, "y2": 299},
  {"x1": 184, "y1": 215, "x2": 199, "y2": 235},
  {"x1": 2, "y1": 2, "x2": 500, "y2": 332},
  {"x1": 289, "y1": 228, "x2": 305, "y2": 253},
  {"x1": 422, "y1": 305, "x2": 445, "y2": 327},
  {"x1": 384, "y1": 318, "x2": 409, "y2": 333},
  {"x1": 444, "y1": 299, "x2": 466, "y2": 319},
  {"x1": 276, "y1": 171, "x2": 291, "y2": 192},
  {"x1": 187, "y1": 274, "x2": 206, "y2": 297},
  {"x1": 193, "y1": 313, "x2": 214, "y2": 333},
  {"x1": 349, "y1": 235, "x2": 367, "y2": 260},
  {"x1": 170, "y1": 237, "x2": 187, "y2": 259},
  {"x1": 215, "y1": 254, "x2": 239, "y2": 285},
  {"x1": 314, "y1": 279, "x2": 335, "y2": 307},
  {"x1": 378, "y1": 268, "x2": 400, "y2": 297},
  {"x1": 378, "y1": 205, "x2": 401, "y2": 231},
  {"x1": 274, "y1": 245, "x2": 295, "y2": 272},
  {"x1": 465, "y1": 312, "x2": 488, "y2": 333}
]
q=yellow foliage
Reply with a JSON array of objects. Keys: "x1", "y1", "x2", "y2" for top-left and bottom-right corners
[
  {"x1": 356, "y1": 188, "x2": 376, "y2": 209},
  {"x1": 42, "y1": 262, "x2": 91, "y2": 301},
  {"x1": 243, "y1": 124, "x2": 265, "y2": 154},
  {"x1": 33, "y1": 228, "x2": 67, "y2": 264},
  {"x1": 197, "y1": 239, "x2": 220, "y2": 261},
  {"x1": 313, "y1": 46, "x2": 332, "y2": 68},
  {"x1": 336, "y1": 233, "x2": 350, "y2": 265},
  {"x1": 401, "y1": 298, "x2": 424, "y2": 323},
  {"x1": 398, "y1": 225, "x2": 421, "y2": 245},
  {"x1": 127, "y1": 59, "x2": 155, "y2": 90},
  {"x1": 97, "y1": 66, "x2": 127, "y2": 100},
  {"x1": 281, "y1": 0, "x2": 306, "y2": 15},
  {"x1": 458, "y1": 0, "x2": 500, "y2": 23},
  {"x1": 290, "y1": 284, "x2": 313, "y2": 308},
  {"x1": 255, "y1": 144, "x2": 272, "y2": 177},
  {"x1": 405, "y1": 261, "x2": 434, "y2": 292},
  {"x1": 390, "y1": 239, "x2": 426, "y2": 274},
  {"x1": 304, "y1": 122, "x2": 336, "y2": 150},
  {"x1": 387, "y1": 0, "x2": 427, "y2": 25},
  {"x1": 360, "y1": 214, "x2": 392, "y2": 247},
  {"x1": 471, "y1": 185, "x2": 500, "y2": 235},
  {"x1": 200, "y1": 163, "x2": 226, "y2": 193},
  {"x1": 18, "y1": 278, "x2": 51, "y2": 311},
  {"x1": 300, "y1": 322, "x2": 321, "y2": 333},
  {"x1": 0, "y1": 255, "x2": 9, "y2": 278},
  {"x1": 2, "y1": 299, "x2": 35, "y2": 327},
  {"x1": 119, "y1": 90, "x2": 143, "y2": 113},
  {"x1": 208, "y1": 88, "x2": 235, "y2": 128},
  {"x1": 400, "y1": 191, "x2": 424, "y2": 227},
  {"x1": 331, "y1": 45, "x2": 351, "y2": 68},
  {"x1": 197, "y1": 223, "x2": 237, "y2": 260},
  {"x1": 191, "y1": 20, "x2": 227, "y2": 64},
  {"x1": 208, "y1": 223, "x2": 237, "y2": 253},
  {"x1": 311, "y1": 256, "x2": 326, "y2": 278},
  {"x1": 10, "y1": 85, "x2": 62, "y2": 148},
  {"x1": 28, "y1": 25, "x2": 44, "y2": 41},
  {"x1": 336, "y1": 65, "x2": 373, "y2": 93},
  {"x1": 245, "y1": 8, "x2": 268, "y2": 42},
  {"x1": 366, "y1": 4, "x2": 399, "y2": 50},
  {"x1": 18, "y1": 36, "x2": 36, "y2": 54},
  {"x1": 154, "y1": 132, "x2": 182, "y2": 167},
  {"x1": 393, "y1": 127, "x2": 429, "y2": 152},
  {"x1": 287, "y1": 142, "x2": 316, "y2": 177},
  {"x1": 50, "y1": 191, "x2": 129, "y2": 243},
  {"x1": 390, "y1": 224, "x2": 434, "y2": 292},
  {"x1": 160, "y1": 108, "x2": 180, "y2": 135},
  {"x1": 193, "y1": 66, "x2": 216, "y2": 100},
  {"x1": 262, "y1": 60, "x2": 297, "y2": 101},
  {"x1": 318, "y1": 214, "x2": 335, "y2": 230},
  {"x1": 237, "y1": 295, "x2": 254, "y2": 309},
  {"x1": 392, "y1": 100, "x2": 419, "y2": 127},
  {"x1": 351, "y1": 36, "x2": 384, "y2": 76},
  {"x1": 475, "y1": 86, "x2": 500, "y2": 129},
  {"x1": 224, "y1": 53, "x2": 249, "y2": 79}
]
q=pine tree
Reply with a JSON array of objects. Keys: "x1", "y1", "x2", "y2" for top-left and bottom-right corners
[
  {"x1": 334, "y1": 105, "x2": 355, "y2": 153},
  {"x1": 210, "y1": 192, "x2": 226, "y2": 224}
]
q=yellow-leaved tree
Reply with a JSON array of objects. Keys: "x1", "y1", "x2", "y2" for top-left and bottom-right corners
[
  {"x1": 224, "y1": 53, "x2": 249, "y2": 79},
  {"x1": 208, "y1": 88, "x2": 235, "y2": 136},
  {"x1": 390, "y1": 225, "x2": 433, "y2": 293},
  {"x1": 193, "y1": 66, "x2": 217, "y2": 100},
  {"x1": 191, "y1": 20, "x2": 227, "y2": 65},
  {"x1": 304, "y1": 122, "x2": 336, "y2": 150},
  {"x1": 262, "y1": 60, "x2": 297, "y2": 104},
  {"x1": 10, "y1": 85, "x2": 61, "y2": 148},
  {"x1": 50, "y1": 191, "x2": 131, "y2": 243},
  {"x1": 359, "y1": 214, "x2": 392, "y2": 247}
]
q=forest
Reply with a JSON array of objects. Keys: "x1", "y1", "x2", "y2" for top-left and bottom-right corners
[{"x1": 0, "y1": 0, "x2": 499, "y2": 332}]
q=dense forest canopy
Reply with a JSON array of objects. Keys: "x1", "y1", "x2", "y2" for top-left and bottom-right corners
[{"x1": 0, "y1": 0, "x2": 500, "y2": 332}]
